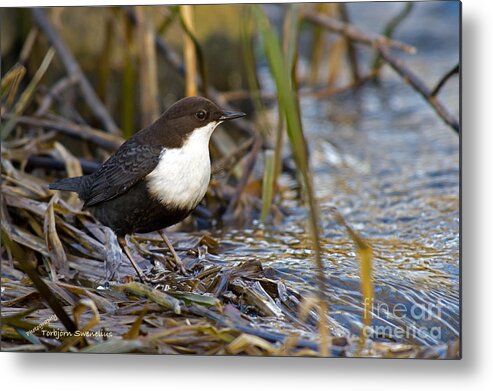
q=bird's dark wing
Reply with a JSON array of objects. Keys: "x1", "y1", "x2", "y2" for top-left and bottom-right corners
[{"x1": 81, "y1": 141, "x2": 163, "y2": 207}]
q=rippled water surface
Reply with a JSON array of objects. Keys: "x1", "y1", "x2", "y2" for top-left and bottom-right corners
[
  {"x1": 215, "y1": 83, "x2": 459, "y2": 345},
  {"x1": 213, "y1": 2, "x2": 460, "y2": 347}
]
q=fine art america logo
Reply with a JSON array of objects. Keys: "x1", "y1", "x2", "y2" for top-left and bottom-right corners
[
  {"x1": 26, "y1": 314, "x2": 112, "y2": 339},
  {"x1": 26, "y1": 300, "x2": 445, "y2": 342},
  {"x1": 362, "y1": 298, "x2": 445, "y2": 340}
]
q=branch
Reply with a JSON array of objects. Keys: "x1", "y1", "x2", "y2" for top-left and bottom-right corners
[
  {"x1": 124, "y1": 6, "x2": 254, "y2": 138},
  {"x1": 223, "y1": 135, "x2": 263, "y2": 221},
  {"x1": 6, "y1": 115, "x2": 123, "y2": 150},
  {"x1": 35, "y1": 75, "x2": 79, "y2": 116},
  {"x1": 25, "y1": 155, "x2": 101, "y2": 175},
  {"x1": 372, "y1": 2, "x2": 414, "y2": 72},
  {"x1": 212, "y1": 137, "x2": 255, "y2": 176},
  {"x1": 187, "y1": 303, "x2": 346, "y2": 355},
  {"x1": 338, "y1": 4, "x2": 360, "y2": 83},
  {"x1": 430, "y1": 63, "x2": 460, "y2": 98},
  {"x1": 302, "y1": 9, "x2": 458, "y2": 134},
  {"x1": 31, "y1": 9, "x2": 120, "y2": 135},
  {"x1": 377, "y1": 45, "x2": 459, "y2": 133},
  {"x1": 302, "y1": 10, "x2": 416, "y2": 54}
]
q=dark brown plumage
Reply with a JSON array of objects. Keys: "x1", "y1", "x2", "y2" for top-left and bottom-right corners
[{"x1": 49, "y1": 96, "x2": 245, "y2": 280}]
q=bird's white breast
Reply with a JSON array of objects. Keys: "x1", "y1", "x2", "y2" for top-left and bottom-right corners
[{"x1": 146, "y1": 121, "x2": 219, "y2": 211}]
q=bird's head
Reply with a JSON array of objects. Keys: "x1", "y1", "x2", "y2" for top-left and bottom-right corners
[{"x1": 160, "y1": 96, "x2": 245, "y2": 146}]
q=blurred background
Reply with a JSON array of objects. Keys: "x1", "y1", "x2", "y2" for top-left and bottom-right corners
[
  {"x1": 0, "y1": 3, "x2": 459, "y2": 134},
  {"x1": 1, "y1": 2, "x2": 460, "y2": 357}
]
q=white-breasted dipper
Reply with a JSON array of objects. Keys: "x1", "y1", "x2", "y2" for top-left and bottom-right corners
[{"x1": 49, "y1": 96, "x2": 245, "y2": 280}]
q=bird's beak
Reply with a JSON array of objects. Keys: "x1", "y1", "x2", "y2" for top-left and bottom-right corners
[{"x1": 219, "y1": 111, "x2": 246, "y2": 121}]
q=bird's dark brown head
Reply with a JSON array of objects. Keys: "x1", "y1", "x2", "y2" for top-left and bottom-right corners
[{"x1": 142, "y1": 96, "x2": 245, "y2": 148}]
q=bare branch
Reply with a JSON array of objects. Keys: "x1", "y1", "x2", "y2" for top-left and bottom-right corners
[
  {"x1": 338, "y1": 4, "x2": 360, "y2": 83},
  {"x1": 212, "y1": 138, "x2": 255, "y2": 176},
  {"x1": 35, "y1": 75, "x2": 79, "y2": 116},
  {"x1": 31, "y1": 8, "x2": 120, "y2": 135},
  {"x1": 377, "y1": 45, "x2": 459, "y2": 133},
  {"x1": 6, "y1": 115, "x2": 123, "y2": 150},
  {"x1": 372, "y1": 2, "x2": 414, "y2": 72},
  {"x1": 223, "y1": 135, "x2": 263, "y2": 221},
  {"x1": 123, "y1": 6, "x2": 254, "y2": 138},
  {"x1": 302, "y1": 10, "x2": 416, "y2": 54},
  {"x1": 430, "y1": 63, "x2": 460, "y2": 98},
  {"x1": 303, "y1": 9, "x2": 458, "y2": 134}
]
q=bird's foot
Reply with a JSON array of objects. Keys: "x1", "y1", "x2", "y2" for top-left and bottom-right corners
[{"x1": 118, "y1": 236, "x2": 151, "y2": 284}]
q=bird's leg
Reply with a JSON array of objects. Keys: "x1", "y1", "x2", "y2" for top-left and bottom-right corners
[
  {"x1": 159, "y1": 230, "x2": 187, "y2": 275},
  {"x1": 117, "y1": 236, "x2": 147, "y2": 283}
]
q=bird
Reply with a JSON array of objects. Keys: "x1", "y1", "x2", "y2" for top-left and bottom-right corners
[{"x1": 49, "y1": 96, "x2": 245, "y2": 281}]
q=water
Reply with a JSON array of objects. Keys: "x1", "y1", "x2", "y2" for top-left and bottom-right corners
[
  {"x1": 213, "y1": 2, "x2": 460, "y2": 347},
  {"x1": 312, "y1": 79, "x2": 459, "y2": 346},
  {"x1": 215, "y1": 79, "x2": 459, "y2": 346}
]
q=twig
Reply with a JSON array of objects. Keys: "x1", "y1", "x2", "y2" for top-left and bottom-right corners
[
  {"x1": 1, "y1": 48, "x2": 55, "y2": 140},
  {"x1": 151, "y1": 18, "x2": 184, "y2": 75},
  {"x1": 0, "y1": 227, "x2": 78, "y2": 335},
  {"x1": 338, "y1": 4, "x2": 360, "y2": 83},
  {"x1": 302, "y1": 10, "x2": 416, "y2": 54},
  {"x1": 211, "y1": 137, "x2": 255, "y2": 176},
  {"x1": 5, "y1": 115, "x2": 123, "y2": 150},
  {"x1": 113, "y1": 280, "x2": 344, "y2": 354},
  {"x1": 371, "y1": 2, "x2": 414, "y2": 73},
  {"x1": 31, "y1": 9, "x2": 120, "y2": 135},
  {"x1": 303, "y1": 9, "x2": 458, "y2": 133},
  {"x1": 35, "y1": 75, "x2": 79, "y2": 116},
  {"x1": 377, "y1": 44, "x2": 459, "y2": 133},
  {"x1": 25, "y1": 155, "x2": 101, "y2": 175},
  {"x1": 218, "y1": 89, "x2": 277, "y2": 104},
  {"x1": 19, "y1": 27, "x2": 39, "y2": 65},
  {"x1": 308, "y1": 72, "x2": 376, "y2": 99},
  {"x1": 124, "y1": 7, "x2": 253, "y2": 138},
  {"x1": 187, "y1": 303, "x2": 344, "y2": 355},
  {"x1": 430, "y1": 63, "x2": 460, "y2": 98},
  {"x1": 223, "y1": 135, "x2": 263, "y2": 220}
]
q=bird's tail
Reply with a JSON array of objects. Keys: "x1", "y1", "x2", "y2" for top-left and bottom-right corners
[{"x1": 49, "y1": 176, "x2": 83, "y2": 193}]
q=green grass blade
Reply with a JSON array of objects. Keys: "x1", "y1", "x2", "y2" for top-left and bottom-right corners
[{"x1": 253, "y1": 5, "x2": 330, "y2": 356}]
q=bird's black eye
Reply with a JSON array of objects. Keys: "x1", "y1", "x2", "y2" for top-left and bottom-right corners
[{"x1": 195, "y1": 110, "x2": 207, "y2": 121}]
